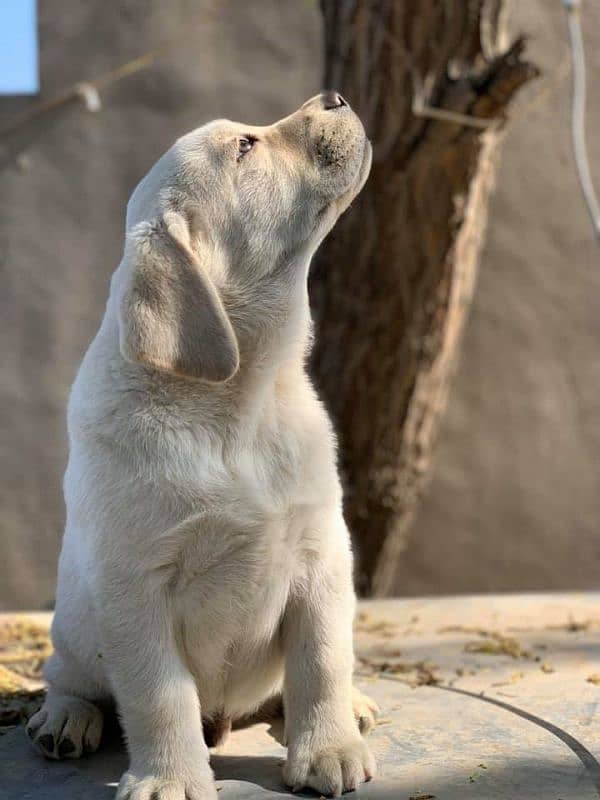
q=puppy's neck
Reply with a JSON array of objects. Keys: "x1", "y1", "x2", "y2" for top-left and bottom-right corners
[{"x1": 224, "y1": 251, "x2": 314, "y2": 381}]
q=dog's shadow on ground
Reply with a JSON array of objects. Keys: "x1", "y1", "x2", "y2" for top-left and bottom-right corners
[
  {"x1": 5, "y1": 711, "x2": 329, "y2": 798},
  {"x1": 88, "y1": 712, "x2": 302, "y2": 798},
  {"x1": 211, "y1": 753, "x2": 290, "y2": 794}
]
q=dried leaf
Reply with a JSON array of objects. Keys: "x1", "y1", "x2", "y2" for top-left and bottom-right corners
[{"x1": 464, "y1": 633, "x2": 528, "y2": 659}]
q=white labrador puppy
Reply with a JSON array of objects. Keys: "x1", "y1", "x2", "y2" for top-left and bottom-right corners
[{"x1": 27, "y1": 92, "x2": 375, "y2": 799}]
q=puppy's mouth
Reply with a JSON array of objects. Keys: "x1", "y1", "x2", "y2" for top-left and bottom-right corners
[
  {"x1": 328, "y1": 137, "x2": 372, "y2": 211},
  {"x1": 354, "y1": 138, "x2": 373, "y2": 193},
  {"x1": 310, "y1": 132, "x2": 371, "y2": 232}
]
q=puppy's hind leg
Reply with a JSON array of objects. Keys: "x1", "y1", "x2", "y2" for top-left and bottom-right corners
[
  {"x1": 351, "y1": 685, "x2": 379, "y2": 736},
  {"x1": 27, "y1": 651, "x2": 104, "y2": 760},
  {"x1": 251, "y1": 685, "x2": 379, "y2": 740},
  {"x1": 28, "y1": 556, "x2": 109, "y2": 760}
]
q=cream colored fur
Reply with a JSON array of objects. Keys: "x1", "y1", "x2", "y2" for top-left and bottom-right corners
[{"x1": 27, "y1": 94, "x2": 374, "y2": 799}]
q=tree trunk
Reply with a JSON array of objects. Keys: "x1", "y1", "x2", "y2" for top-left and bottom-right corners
[{"x1": 311, "y1": 1, "x2": 538, "y2": 595}]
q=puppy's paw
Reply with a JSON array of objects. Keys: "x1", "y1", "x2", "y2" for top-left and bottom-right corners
[
  {"x1": 352, "y1": 685, "x2": 379, "y2": 735},
  {"x1": 284, "y1": 737, "x2": 375, "y2": 797},
  {"x1": 27, "y1": 693, "x2": 103, "y2": 759},
  {"x1": 117, "y1": 770, "x2": 218, "y2": 800}
]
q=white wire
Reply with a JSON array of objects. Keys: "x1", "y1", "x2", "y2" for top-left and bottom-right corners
[{"x1": 564, "y1": 0, "x2": 600, "y2": 241}]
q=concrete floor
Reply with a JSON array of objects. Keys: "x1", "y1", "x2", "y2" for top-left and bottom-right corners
[{"x1": 2, "y1": 594, "x2": 600, "y2": 799}]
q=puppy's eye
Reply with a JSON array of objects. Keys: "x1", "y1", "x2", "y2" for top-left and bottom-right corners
[{"x1": 237, "y1": 136, "x2": 256, "y2": 161}]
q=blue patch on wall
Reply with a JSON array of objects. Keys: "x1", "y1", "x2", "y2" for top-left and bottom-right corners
[{"x1": 0, "y1": 0, "x2": 39, "y2": 95}]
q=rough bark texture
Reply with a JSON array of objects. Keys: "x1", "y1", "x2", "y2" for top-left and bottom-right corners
[{"x1": 311, "y1": 1, "x2": 538, "y2": 595}]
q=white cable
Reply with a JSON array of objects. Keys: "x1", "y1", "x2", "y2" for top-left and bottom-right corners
[{"x1": 564, "y1": 0, "x2": 600, "y2": 241}]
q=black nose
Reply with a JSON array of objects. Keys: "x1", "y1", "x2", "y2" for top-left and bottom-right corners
[{"x1": 322, "y1": 91, "x2": 348, "y2": 110}]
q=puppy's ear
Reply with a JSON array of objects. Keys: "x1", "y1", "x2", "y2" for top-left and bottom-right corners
[{"x1": 118, "y1": 210, "x2": 239, "y2": 382}]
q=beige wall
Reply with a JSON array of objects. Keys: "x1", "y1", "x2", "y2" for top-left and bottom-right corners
[{"x1": 396, "y1": 1, "x2": 600, "y2": 594}]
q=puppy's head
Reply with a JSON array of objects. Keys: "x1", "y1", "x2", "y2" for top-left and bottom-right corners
[{"x1": 118, "y1": 93, "x2": 371, "y2": 382}]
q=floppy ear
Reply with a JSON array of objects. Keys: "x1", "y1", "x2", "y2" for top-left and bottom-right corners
[{"x1": 118, "y1": 210, "x2": 239, "y2": 382}]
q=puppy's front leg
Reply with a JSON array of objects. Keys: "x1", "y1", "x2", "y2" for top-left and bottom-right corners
[
  {"x1": 97, "y1": 576, "x2": 216, "y2": 800},
  {"x1": 282, "y1": 530, "x2": 375, "y2": 797}
]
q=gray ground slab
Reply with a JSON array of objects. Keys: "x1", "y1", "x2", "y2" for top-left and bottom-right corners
[{"x1": 2, "y1": 593, "x2": 600, "y2": 799}]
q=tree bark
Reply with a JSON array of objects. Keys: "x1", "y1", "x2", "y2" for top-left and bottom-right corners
[{"x1": 311, "y1": 1, "x2": 538, "y2": 595}]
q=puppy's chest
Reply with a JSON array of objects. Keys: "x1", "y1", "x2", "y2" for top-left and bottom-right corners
[
  {"x1": 175, "y1": 511, "x2": 300, "y2": 686},
  {"x1": 174, "y1": 441, "x2": 324, "y2": 650},
  {"x1": 183, "y1": 419, "x2": 317, "y2": 518}
]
